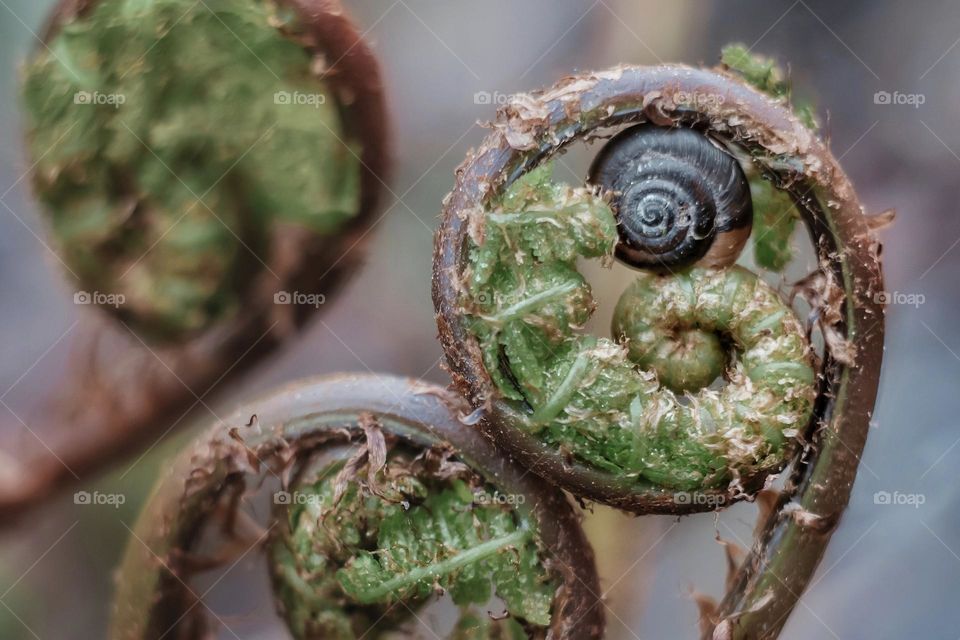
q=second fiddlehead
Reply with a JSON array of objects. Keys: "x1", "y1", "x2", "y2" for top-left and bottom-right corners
[{"x1": 111, "y1": 374, "x2": 603, "y2": 639}]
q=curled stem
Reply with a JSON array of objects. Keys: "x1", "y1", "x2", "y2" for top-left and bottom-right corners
[
  {"x1": 110, "y1": 373, "x2": 604, "y2": 639},
  {"x1": 432, "y1": 63, "x2": 884, "y2": 637}
]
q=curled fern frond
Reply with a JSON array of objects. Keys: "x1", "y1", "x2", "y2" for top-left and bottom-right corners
[
  {"x1": 110, "y1": 374, "x2": 604, "y2": 640},
  {"x1": 433, "y1": 57, "x2": 885, "y2": 639},
  {"x1": 2, "y1": 0, "x2": 389, "y2": 519},
  {"x1": 23, "y1": 0, "x2": 363, "y2": 341}
]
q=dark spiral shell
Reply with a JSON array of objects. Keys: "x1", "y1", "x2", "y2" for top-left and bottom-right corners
[{"x1": 588, "y1": 124, "x2": 753, "y2": 270}]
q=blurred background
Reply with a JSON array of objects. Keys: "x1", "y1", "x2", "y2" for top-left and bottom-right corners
[{"x1": 0, "y1": 0, "x2": 954, "y2": 638}]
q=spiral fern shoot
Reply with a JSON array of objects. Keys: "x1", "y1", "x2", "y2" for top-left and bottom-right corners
[
  {"x1": 22, "y1": 0, "x2": 360, "y2": 340},
  {"x1": 2, "y1": 0, "x2": 388, "y2": 518},
  {"x1": 433, "y1": 57, "x2": 885, "y2": 637},
  {"x1": 110, "y1": 375, "x2": 603, "y2": 640}
]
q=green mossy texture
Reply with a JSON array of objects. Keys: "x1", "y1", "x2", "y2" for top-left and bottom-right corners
[
  {"x1": 465, "y1": 167, "x2": 816, "y2": 491},
  {"x1": 22, "y1": 0, "x2": 360, "y2": 340},
  {"x1": 271, "y1": 458, "x2": 555, "y2": 639}
]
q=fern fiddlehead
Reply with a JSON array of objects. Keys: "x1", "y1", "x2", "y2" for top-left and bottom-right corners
[
  {"x1": 110, "y1": 374, "x2": 603, "y2": 639},
  {"x1": 433, "y1": 51, "x2": 885, "y2": 638},
  {"x1": 2, "y1": 0, "x2": 389, "y2": 517},
  {"x1": 26, "y1": 0, "x2": 363, "y2": 340}
]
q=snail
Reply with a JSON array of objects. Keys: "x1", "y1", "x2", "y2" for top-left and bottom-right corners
[
  {"x1": 433, "y1": 58, "x2": 885, "y2": 638},
  {"x1": 588, "y1": 124, "x2": 753, "y2": 271},
  {"x1": 1, "y1": 0, "x2": 388, "y2": 518},
  {"x1": 110, "y1": 374, "x2": 604, "y2": 640}
]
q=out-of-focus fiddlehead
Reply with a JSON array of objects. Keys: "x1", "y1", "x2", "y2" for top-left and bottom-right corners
[
  {"x1": 110, "y1": 374, "x2": 604, "y2": 640},
  {"x1": 2, "y1": 0, "x2": 389, "y2": 518},
  {"x1": 433, "y1": 51, "x2": 885, "y2": 637}
]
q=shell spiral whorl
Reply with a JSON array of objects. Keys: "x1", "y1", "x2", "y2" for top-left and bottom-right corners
[{"x1": 588, "y1": 124, "x2": 753, "y2": 270}]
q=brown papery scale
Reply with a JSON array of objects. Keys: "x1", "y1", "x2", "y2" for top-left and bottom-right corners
[
  {"x1": 1, "y1": 0, "x2": 389, "y2": 520},
  {"x1": 109, "y1": 374, "x2": 604, "y2": 640},
  {"x1": 433, "y1": 64, "x2": 884, "y2": 639}
]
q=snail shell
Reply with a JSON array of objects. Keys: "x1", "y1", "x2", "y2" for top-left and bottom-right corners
[{"x1": 588, "y1": 124, "x2": 753, "y2": 270}]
